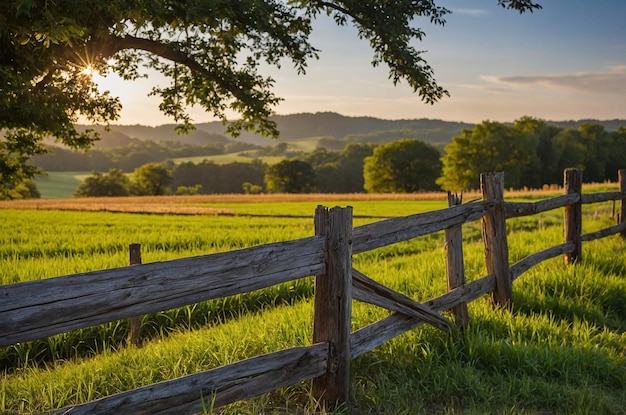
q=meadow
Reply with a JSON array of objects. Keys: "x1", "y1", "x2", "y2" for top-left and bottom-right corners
[
  {"x1": 33, "y1": 172, "x2": 92, "y2": 199},
  {"x1": 1, "y1": 195, "x2": 625, "y2": 414}
]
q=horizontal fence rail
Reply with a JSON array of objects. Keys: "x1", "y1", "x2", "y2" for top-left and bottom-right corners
[
  {"x1": 510, "y1": 243, "x2": 575, "y2": 281},
  {"x1": 352, "y1": 200, "x2": 493, "y2": 254},
  {"x1": 0, "y1": 237, "x2": 325, "y2": 346},
  {"x1": 504, "y1": 193, "x2": 579, "y2": 217},
  {"x1": 57, "y1": 343, "x2": 329, "y2": 415},
  {"x1": 1, "y1": 168, "x2": 625, "y2": 414},
  {"x1": 582, "y1": 223, "x2": 626, "y2": 242}
]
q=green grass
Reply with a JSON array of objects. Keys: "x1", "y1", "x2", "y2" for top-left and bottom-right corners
[
  {"x1": 283, "y1": 137, "x2": 328, "y2": 152},
  {"x1": 1, "y1": 200, "x2": 625, "y2": 414},
  {"x1": 168, "y1": 135, "x2": 330, "y2": 165},
  {"x1": 33, "y1": 171, "x2": 91, "y2": 198},
  {"x1": 0, "y1": 210, "x2": 319, "y2": 285},
  {"x1": 168, "y1": 152, "x2": 284, "y2": 166}
]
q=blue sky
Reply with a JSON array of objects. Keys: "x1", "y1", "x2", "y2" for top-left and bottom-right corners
[{"x1": 95, "y1": 0, "x2": 626, "y2": 126}]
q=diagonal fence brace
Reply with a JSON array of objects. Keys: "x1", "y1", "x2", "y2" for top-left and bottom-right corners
[{"x1": 352, "y1": 269, "x2": 452, "y2": 331}]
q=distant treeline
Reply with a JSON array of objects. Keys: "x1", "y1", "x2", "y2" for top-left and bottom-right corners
[
  {"x1": 33, "y1": 139, "x2": 261, "y2": 172},
  {"x1": 437, "y1": 118, "x2": 626, "y2": 191},
  {"x1": 171, "y1": 143, "x2": 374, "y2": 194},
  {"x1": 317, "y1": 128, "x2": 450, "y2": 152},
  {"x1": 172, "y1": 160, "x2": 267, "y2": 194},
  {"x1": 170, "y1": 120, "x2": 626, "y2": 195},
  {"x1": 34, "y1": 117, "x2": 626, "y2": 197}
]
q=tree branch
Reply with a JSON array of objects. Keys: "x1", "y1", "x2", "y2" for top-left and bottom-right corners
[
  {"x1": 90, "y1": 34, "x2": 249, "y2": 104},
  {"x1": 313, "y1": 1, "x2": 365, "y2": 26}
]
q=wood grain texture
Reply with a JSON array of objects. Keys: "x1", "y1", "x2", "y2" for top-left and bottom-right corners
[
  {"x1": 312, "y1": 206, "x2": 353, "y2": 405},
  {"x1": 352, "y1": 269, "x2": 451, "y2": 330},
  {"x1": 564, "y1": 169, "x2": 583, "y2": 265},
  {"x1": 352, "y1": 201, "x2": 493, "y2": 254},
  {"x1": 445, "y1": 192, "x2": 469, "y2": 327},
  {"x1": 510, "y1": 243, "x2": 575, "y2": 281},
  {"x1": 351, "y1": 274, "x2": 496, "y2": 359},
  {"x1": 504, "y1": 194, "x2": 579, "y2": 218},
  {"x1": 56, "y1": 343, "x2": 329, "y2": 415},
  {"x1": 481, "y1": 172, "x2": 513, "y2": 308},
  {"x1": 1, "y1": 237, "x2": 325, "y2": 346},
  {"x1": 581, "y1": 191, "x2": 625, "y2": 204},
  {"x1": 581, "y1": 223, "x2": 626, "y2": 242},
  {"x1": 129, "y1": 243, "x2": 142, "y2": 347}
]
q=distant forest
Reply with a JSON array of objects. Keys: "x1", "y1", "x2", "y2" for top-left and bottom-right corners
[
  {"x1": 34, "y1": 112, "x2": 478, "y2": 172},
  {"x1": 31, "y1": 112, "x2": 626, "y2": 196}
]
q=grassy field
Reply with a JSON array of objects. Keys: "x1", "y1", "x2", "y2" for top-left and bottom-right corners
[
  {"x1": 168, "y1": 136, "x2": 323, "y2": 166},
  {"x1": 167, "y1": 152, "x2": 285, "y2": 166},
  {"x1": 33, "y1": 171, "x2": 92, "y2": 198},
  {"x1": 1, "y1": 196, "x2": 625, "y2": 414}
]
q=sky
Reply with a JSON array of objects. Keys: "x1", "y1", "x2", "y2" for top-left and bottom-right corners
[{"x1": 93, "y1": 0, "x2": 626, "y2": 126}]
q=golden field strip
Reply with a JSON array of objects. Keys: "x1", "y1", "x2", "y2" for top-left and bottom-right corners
[{"x1": 0, "y1": 186, "x2": 578, "y2": 215}]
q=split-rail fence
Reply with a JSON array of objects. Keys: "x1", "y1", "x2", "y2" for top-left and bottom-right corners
[{"x1": 1, "y1": 168, "x2": 625, "y2": 414}]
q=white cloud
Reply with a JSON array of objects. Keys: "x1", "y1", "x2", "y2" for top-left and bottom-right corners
[
  {"x1": 452, "y1": 8, "x2": 490, "y2": 17},
  {"x1": 482, "y1": 66, "x2": 626, "y2": 94}
]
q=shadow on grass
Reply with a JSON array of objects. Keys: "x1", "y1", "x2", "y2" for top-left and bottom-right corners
[
  {"x1": 349, "y1": 249, "x2": 626, "y2": 414},
  {"x1": 351, "y1": 311, "x2": 625, "y2": 414},
  {"x1": 0, "y1": 278, "x2": 315, "y2": 372}
]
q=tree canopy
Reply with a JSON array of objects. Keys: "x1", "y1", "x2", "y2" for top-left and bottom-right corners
[
  {"x1": 1, "y1": 0, "x2": 542, "y2": 193},
  {"x1": 131, "y1": 163, "x2": 172, "y2": 196},
  {"x1": 74, "y1": 168, "x2": 131, "y2": 197},
  {"x1": 364, "y1": 139, "x2": 441, "y2": 193},
  {"x1": 437, "y1": 118, "x2": 626, "y2": 191},
  {"x1": 265, "y1": 159, "x2": 315, "y2": 193},
  {"x1": 437, "y1": 120, "x2": 538, "y2": 191}
]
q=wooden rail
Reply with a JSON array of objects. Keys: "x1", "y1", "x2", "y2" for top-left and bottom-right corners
[
  {"x1": 0, "y1": 237, "x2": 324, "y2": 346},
  {"x1": 57, "y1": 344, "x2": 329, "y2": 414},
  {"x1": 1, "y1": 168, "x2": 624, "y2": 413}
]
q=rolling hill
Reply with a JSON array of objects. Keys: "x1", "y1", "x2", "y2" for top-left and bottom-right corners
[
  {"x1": 195, "y1": 112, "x2": 475, "y2": 146},
  {"x1": 72, "y1": 112, "x2": 625, "y2": 150},
  {"x1": 69, "y1": 112, "x2": 476, "y2": 148},
  {"x1": 71, "y1": 124, "x2": 230, "y2": 148}
]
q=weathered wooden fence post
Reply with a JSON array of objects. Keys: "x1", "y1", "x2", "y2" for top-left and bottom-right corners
[
  {"x1": 481, "y1": 172, "x2": 513, "y2": 309},
  {"x1": 312, "y1": 205, "x2": 353, "y2": 407},
  {"x1": 564, "y1": 168, "x2": 582, "y2": 265},
  {"x1": 445, "y1": 192, "x2": 469, "y2": 327},
  {"x1": 129, "y1": 243, "x2": 142, "y2": 347},
  {"x1": 617, "y1": 169, "x2": 626, "y2": 238}
]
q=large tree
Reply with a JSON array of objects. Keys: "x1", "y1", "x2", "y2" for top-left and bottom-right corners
[
  {"x1": 265, "y1": 159, "x2": 315, "y2": 193},
  {"x1": 606, "y1": 127, "x2": 626, "y2": 182},
  {"x1": 511, "y1": 116, "x2": 561, "y2": 188},
  {"x1": 1, "y1": 0, "x2": 542, "y2": 192},
  {"x1": 437, "y1": 120, "x2": 538, "y2": 191},
  {"x1": 74, "y1": 168, "x2": 131, "y2": 197},
  {"x1": 363, "y1": 139, "x2": 441, "y2": 193},
  {"x1": 130, "y1": 163, "x2": 172, "y2": 195}
]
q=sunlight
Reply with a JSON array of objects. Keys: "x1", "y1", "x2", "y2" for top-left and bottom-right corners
[{"x1": 80, "y1": 64, "x2": 97, "y2": 77}]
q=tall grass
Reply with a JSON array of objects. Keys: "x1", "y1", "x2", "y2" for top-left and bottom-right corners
[{"x1": 1, "y1": 199, "x2": 625, "y2": 414}]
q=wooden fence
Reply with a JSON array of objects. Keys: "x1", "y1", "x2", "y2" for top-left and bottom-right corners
[{"x1": 1, "y1": 168, "x2": 625, "y2": 414}]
